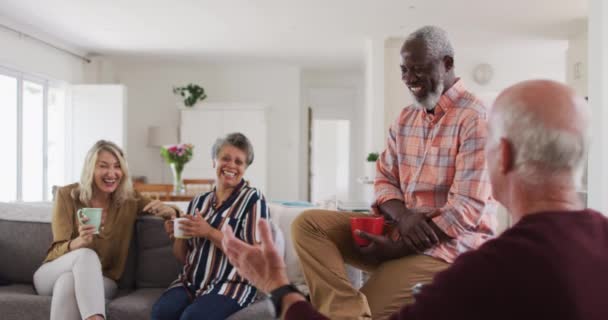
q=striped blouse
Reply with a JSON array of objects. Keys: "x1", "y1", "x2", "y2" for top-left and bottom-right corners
[{"x1": 168, "y1": 180, "x2": 270, "y2": 307}]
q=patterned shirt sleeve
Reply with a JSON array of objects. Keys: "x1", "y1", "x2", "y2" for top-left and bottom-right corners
[
  {"x1": 431, "y1": 115, "x2": 492, "y2": 238},
  {"x1": 374, "y1": 117, "x2": 406, "y2": 205},
  {"x1": 239, "y1": 190, "x2": 270, "y2": 244}
]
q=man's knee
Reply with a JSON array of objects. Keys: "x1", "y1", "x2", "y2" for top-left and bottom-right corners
[{"x1": 291, "y1": 209, "x2": 323, "y2": 243}]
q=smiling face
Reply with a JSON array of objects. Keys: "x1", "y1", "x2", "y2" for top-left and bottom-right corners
[
  {"x1": 214, "y1": 144, "x2": 248, "y2": 190},
  {"x1": 93, "y1": 150, "x2": 123, "y2": 195},
  {"x1": 400, "y1": 39, "x2": 450, "y2": 110}
]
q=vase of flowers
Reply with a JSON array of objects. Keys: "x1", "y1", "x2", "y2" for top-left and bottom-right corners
[
  {"x1": 160, "y1": 144, "x2": 194, "y2": 194},
  {"x1": 173, "y1": 83, "x2": 207, "y2": 107}
]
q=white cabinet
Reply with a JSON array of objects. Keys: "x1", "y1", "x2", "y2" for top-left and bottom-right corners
[
  {"x1": 180, "y1": 104, "x2": 267, "y2": 194},
  {"x1": 69, "y1": 85, "x2": 127, "y2": 182}
]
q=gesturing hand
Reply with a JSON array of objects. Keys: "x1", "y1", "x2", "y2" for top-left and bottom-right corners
[
  {"x1": 179, "y1": 209, "x2": 213, "y2": 238},
  {"x1": 222, "y1": 219, "x2": 289, "y2": 293}
]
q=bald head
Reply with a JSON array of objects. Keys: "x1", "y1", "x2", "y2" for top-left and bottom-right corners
[
  {"x1": 488, "y1": 80, "x2": 589, "y2": 186},
  {"x1": 494, "y1": 80, "x2": 587, "y2": 135}
]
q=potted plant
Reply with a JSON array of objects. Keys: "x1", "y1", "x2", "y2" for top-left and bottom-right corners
[
  {"x1": 173, "y1": 83, "x2": 207, "y2": 107},
  {"x1": 366, "y1": 152, "x2": 379, "y2": 162},
  {"x1": 366, "y1": 152, "x2": 379, "y2": 179}
]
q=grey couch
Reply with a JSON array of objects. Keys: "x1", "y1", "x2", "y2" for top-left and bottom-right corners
[{"x1": 0, "y1": 202, "x2": 274, "y2": 320}]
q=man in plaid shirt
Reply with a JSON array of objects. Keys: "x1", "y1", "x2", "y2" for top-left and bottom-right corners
[{"x1": 290, "y1": 25, "x2": 497, "y2": 320}]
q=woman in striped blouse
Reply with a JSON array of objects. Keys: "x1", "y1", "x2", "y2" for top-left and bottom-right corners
[{"x1": 151, "y1": 132, "x2": 270, "y2": 320}]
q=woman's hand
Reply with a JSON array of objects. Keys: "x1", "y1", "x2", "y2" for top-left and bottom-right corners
[
  {"x1": 143, "y1": 200, "x2": 177, "y2": 219},
  {"x1": 180, "y1": 209, "x2": 214, "y2": 238},
  {"x1": 71, "y1": 215, "x2": 96, "y2": 250}
]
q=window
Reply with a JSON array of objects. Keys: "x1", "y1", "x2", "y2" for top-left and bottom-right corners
[
  {"x1": 0, "y1": 67, "x2": 67, "y2": 201},
  {"x1": 0, "y1": 74, "x2": 18, "y2": 201}
]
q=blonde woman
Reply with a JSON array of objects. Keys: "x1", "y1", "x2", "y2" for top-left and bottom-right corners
[{"x1": 33, "y1": 140, "x2": 179, "y2": 320}]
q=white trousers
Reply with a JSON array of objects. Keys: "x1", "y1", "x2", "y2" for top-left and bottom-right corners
[{"x1": 33, "y1": 248, "x2": 117, "y2": 320}]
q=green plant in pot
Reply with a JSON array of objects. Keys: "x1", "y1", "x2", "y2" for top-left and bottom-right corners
[
  {"x1": 366, "y1": 152, "x2": 379, "y2": 162},
  {"x1": 173, "y1": 83, "x2": 207, "y2": 107}
]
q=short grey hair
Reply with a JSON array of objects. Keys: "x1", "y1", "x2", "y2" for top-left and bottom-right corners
[
  {"x1": 488, "y1": 97, "x2": 589, "y2": 187},
  {"x1": 211, "y1": 132, "x2": 255, "y2": 166},
  {"x1": 406, "y1": 25, "x2": 455, "y2": 61}
]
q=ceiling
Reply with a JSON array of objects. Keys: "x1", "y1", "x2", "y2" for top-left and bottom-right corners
[{"x1": 0, "y1": 0, "x2": 588, "y2": 68}]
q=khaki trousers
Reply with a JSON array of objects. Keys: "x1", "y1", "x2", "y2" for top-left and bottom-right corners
[{"x1": 292, "y1": 209, "x2": 449, "y2": 320}]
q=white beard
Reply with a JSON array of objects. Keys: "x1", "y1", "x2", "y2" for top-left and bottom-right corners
[{"x1": 413, "y1": 81, "x2": 444, "y2": 111}]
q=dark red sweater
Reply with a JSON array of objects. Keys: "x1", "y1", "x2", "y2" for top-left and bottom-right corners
[{"x1": 285, "y1": 210, "x2": 608, "y2": 320}]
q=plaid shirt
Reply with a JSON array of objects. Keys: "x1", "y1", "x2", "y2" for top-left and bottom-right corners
[{"x1": 375, "y1": 79, "x2": 497, "y2": 263}]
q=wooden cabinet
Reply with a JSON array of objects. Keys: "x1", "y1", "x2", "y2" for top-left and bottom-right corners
[{"x1": 179, "y1": 104, "x2": 267, "y2": 193}]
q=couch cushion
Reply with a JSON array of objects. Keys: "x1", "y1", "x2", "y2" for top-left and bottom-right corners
[
  {"x1": 227, "y1": 298, "x2": 275, "y2": 320},
  {"x1": 107, "y1": 288, "x2": 164, "y2": 320},
  {"x1": 108, "y1": 289, "x2": 274, "y2": 320},
  {"x1": 117, "y1": 232, "x2": 138, "y2": 290},
  {"x1": 0, "y1": 283, "x2": 36, "y2": 295},
  {"x1": 135, "y1": 216, "x2": 182, "y2": 288},
  {"x1": 0, "y1": 202, "x2": 53, "y2": 223},
  {"x1": 0, "y1": 284, "x2": 50, "y2": 320},
  {"x1": 0, "y1": 219, "x2": 52, "y2": 284},
  {"x1": 268, "y1": 204, "x2": 310, "y2": 288}
]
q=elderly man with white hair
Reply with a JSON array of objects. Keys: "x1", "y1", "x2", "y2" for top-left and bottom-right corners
[
  {"x1": 284, "y1": 25, "x2": 497, "y2": 320},
  {"x1": 222, "y1": 79, "x2": 608, "y2": 320}
]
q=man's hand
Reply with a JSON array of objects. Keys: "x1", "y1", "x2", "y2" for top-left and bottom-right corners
[
  {"x1": 355, "y1": 230, "x2": 415, "y2": 263},
  {"x1": 397, "y1": 210, "x2": 440, "y2": 252},
  {"x1": 222, "y1": 219, "x2": 289, "y2": 293}
]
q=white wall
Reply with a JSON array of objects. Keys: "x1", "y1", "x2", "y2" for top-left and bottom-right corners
[
  {"x1": 112, "y1": 60, "x2": 301, "y2": 201},
  {"x1": 0, "y1": 25, "x2": 86, "y2": 84},
  {"x1": 69, "y1": 85, "x2": 127, "y2": 182},
  {"x1": 300, "y1": 69, "x2": 366, "y2": 202},
  {"x1": 365, "y1": 38, "x2": 387, "y2": 158},
  {"x1": 383, "y1": 38, "x2": 568, "y2": 133},
  {"x1": 566, "y1": 30, "x2": 588, "y2": 97},
  {"x1": 311, "y1": 120, "x2": 350, "y2": 203},
  {"x1": 587, "y1": 0, "x2": 608, "y2": 214}
]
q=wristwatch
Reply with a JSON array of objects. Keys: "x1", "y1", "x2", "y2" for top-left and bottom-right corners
[{"x1": 269, "y1": 284, "x2": 303, "y2": 316}]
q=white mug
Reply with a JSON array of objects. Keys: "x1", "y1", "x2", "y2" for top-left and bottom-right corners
[{"x1": 173, "y1": 217, "x2": 192, "y2": 239}]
